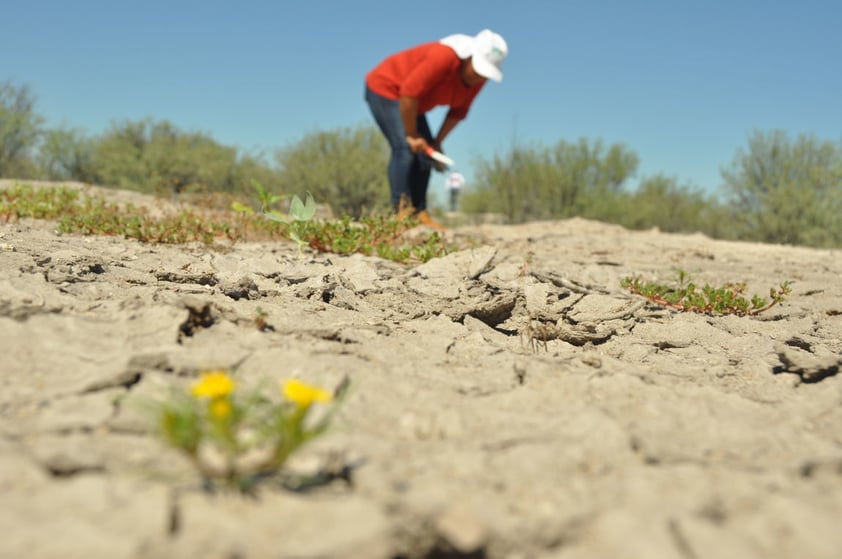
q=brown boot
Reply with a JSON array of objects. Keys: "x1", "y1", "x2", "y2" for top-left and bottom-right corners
[
  {"x1": 416, "y1": 210, "x2": 446, "y2": 232},
  {"x1": 396, "y1": 206, "x2": 415, "y2": 222},
  {"x1": 395, "y1": 196, "x2": 416, "y2": 221}
]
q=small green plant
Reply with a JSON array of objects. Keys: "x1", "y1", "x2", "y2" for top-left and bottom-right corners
[
  {"x1": 154, "y1": 370, "x2": 346, "y2": 493},
  {"x1": 303, "y1": 214, "x2": 450, "y2": 264},
  {"x1": 254, "y1": 184, "x2": 451, "y2": 264},
  {"x1": 1, "y1": 182, "x2": 81, "y2": 221},
  {"x1": 621, "y1": 269, "x2": 792, "y2": 316},
  {"x1": 252, "y1": 179, "x2": 283, "y2": 209},
  {"x1": 260, "y1": 188, "x2": 317, "y2": 259}
]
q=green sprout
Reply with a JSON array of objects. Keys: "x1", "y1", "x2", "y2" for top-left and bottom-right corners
[
  {"x1": 252, "y1": 179, "x2": 283, "y2": 209},
  {"x1": 258, "y1": 184, "x2": 317, "y2": 259}
]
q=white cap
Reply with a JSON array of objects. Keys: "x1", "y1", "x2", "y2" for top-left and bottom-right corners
[{"x1": 471, "y1": 29, "x2": 508, "y2": 82}]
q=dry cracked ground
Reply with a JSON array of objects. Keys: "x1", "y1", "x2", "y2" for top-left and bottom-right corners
[{"x1": 1, "y1": 184, "x2": 841, "y2": 558}]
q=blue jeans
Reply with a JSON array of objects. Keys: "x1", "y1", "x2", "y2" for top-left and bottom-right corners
[{"x1": 365, "y1": 86, "x2": 433, "y2": 211}]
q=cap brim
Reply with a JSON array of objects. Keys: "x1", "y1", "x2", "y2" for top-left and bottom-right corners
[{"x1": 472, "y1": 56, "x2": 503, "y2": 82}]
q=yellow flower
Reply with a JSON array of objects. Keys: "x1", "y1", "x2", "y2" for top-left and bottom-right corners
[
  {"x1": 282, "y1": 379, "x2": 332, "y2": 408},
  {"x1": 192, "y1": 371, "x2": 236, "y2": 399},
  {"x1": 209, "y1": 397, "x2": 233, "y2": 420}
]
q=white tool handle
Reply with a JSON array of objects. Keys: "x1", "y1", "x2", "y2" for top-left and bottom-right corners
[{"x1": 425, "y1": 146, "x2": 455, "y2": 168}]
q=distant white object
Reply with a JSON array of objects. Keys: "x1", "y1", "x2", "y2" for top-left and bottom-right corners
[
  {"x1": 446, "y1": 171, "x2": 466, "y2": 191},
  {"x1": 445, "y1": 171, "x2": 466, "y2": 211}
]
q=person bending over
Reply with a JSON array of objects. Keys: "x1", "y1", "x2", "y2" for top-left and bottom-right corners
[{"x1": 365, "y1": 29, "x2": 508, "y2": 231}]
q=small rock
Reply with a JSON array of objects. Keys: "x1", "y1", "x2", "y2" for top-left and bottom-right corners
[
  {"x1": 435, "y1": 503, "x2": 489, "y2": 554},
  {"x1": 27, "y1": 433, "x2": 106, "y2": 476},
  {"x1": 775, "y1": 343, "x2": 841, "y2": 383},
  {"x1": 32, "y1": 389, "x2": 122, "y2": 433},
  {"x1": 467, "y1": 246, "x2": 497, "y2": 279}
]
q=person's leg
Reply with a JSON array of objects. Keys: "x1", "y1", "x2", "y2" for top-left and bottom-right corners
[
  {"x1": 409, "y1": 116, "x2": 447, "y2": 230},
  {"x1": 408, "y1": 115, "x2": 434, "y2": 211},
  {"x1": 365, "y1": 87, "x2": 414, "y2": 210}
]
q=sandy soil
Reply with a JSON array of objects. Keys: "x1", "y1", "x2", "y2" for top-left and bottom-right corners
[{"x1": 1, "y1": 181, "x2": 841, "y2": 558}]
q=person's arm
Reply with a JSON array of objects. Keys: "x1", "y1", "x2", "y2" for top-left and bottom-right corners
[
  {"x1": 399, "y1": 96, "x2": 429, "y2": 153},
  {"x1": 434, "y1": 115, "x2": 461, "y2": 149},
  {"x1": 435, "y1": 81, "x2": 485, "y2": 150}
]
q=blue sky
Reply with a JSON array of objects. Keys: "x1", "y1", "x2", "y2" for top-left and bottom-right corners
[{"x1": 4, "y1": 0, "x2": 841, "y2": 198}]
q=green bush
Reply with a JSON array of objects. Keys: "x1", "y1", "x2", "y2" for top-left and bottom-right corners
[
  {"x1": 461, "y1": 138, "x2": 639, "y2": 223},
  {"x1": 37, "y1": 126, "x2": 97, "y2": 182},
  {"x1": 274, "y1": 125, "x2": 389, "y2": 219},
  {"x1": 89, "y1": 118, "x2": 271, "y2": 195},
  {"x1": 618, "y1": 174, "x2": 719, "y2": 234},
  {"x1": 721, "y1": 130, "x2": 842, "y2": 247},
  {"x1": 0, "y1": 81, "x2": 43, "y2": 179}
]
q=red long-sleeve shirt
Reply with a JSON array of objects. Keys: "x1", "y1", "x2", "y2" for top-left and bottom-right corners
[{"x1": 366, "y1": 42, "x2": 485, "y2": 121}]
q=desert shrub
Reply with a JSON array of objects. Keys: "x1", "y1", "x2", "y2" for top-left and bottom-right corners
[
  {"x1": 0, "y1": 81, "x2": 42, "y2": 179},
  {"x1": 37, "y1": 126, "x2": 98, "y2": 182},
  {"x1": 721, "y1": 130, "x2": 842, "y2": 247},
  {"x1": 273, "y1": 125, "x2": 389, "y2": 219},
  {"x1": 462, "y1": 138, "x2": 639, "y2": 223},
  {"x1": 618, "y1": 174, "x2": 718, "y2": 234},
  {"x1": 88, "y1": 118, "x2": 271, "y2": 195}
]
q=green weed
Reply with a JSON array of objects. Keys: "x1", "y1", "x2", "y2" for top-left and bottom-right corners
[
  {"x1": 252, "y1": 181, "x2": 451, "y2": 263},
  {"x1": 0, "y1": 183, "x2": 81, "y2": 221},
  {"x1": 621, "y1": 269, "x2": 792, "y2": 316},
  {"x1": 2, "y1": 182, "x2": 451, "y2": 264}
]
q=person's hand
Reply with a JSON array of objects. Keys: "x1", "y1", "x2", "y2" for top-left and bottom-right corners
[
  {"x1": 405, "y1": 135, "x2": 429, "y2": 154},
  {"x1": 429, "y1": 143, "x2": 448, "y2": 172}
]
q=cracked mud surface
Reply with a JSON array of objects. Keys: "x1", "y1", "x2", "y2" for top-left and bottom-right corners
[{"x1": 1, "y1": 183, "x2": 841, "y2": 558}]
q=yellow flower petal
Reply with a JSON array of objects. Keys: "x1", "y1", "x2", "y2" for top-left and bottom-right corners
[
  {"x1": 192, "y1": 371, "x2": 236, "y2": 399},
  {"x1": 282, "y1": 379, "x2": 332, "y2": 408}
]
